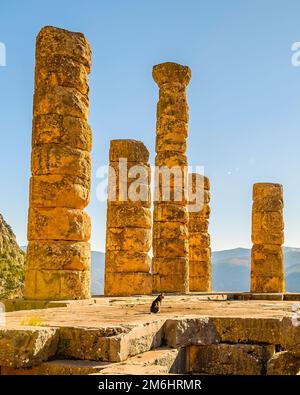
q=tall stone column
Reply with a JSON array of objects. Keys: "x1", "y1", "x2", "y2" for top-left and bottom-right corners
[
  {"x1": 104, "y1": 139, "x2": 152, "y2": 296},
  {"x1": 152, "y1": 62, "x2": 191, "y2": 293},
  {"x1": 188, "y1": 173, "x2": 211, "y2": 292},
  {"x1": 251, "y1": 183, "x2": 285, "y2": 293},
  {"x1": 24, "y1": 26, "x2": 92, "y2": 300}
]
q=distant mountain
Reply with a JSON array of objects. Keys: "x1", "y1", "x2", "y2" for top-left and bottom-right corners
[
  {"x1": 19, "y1": 247, "x2": 300, "y2": 295},
  {"x1": 211, "y1": 247, "x2": 300, "y2": 293}
]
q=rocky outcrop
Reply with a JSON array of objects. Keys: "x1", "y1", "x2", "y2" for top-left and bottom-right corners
[{"x1": 0, "y1": 214, "x2": 25, "y2": 298}]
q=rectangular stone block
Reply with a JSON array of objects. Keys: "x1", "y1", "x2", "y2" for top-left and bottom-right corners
[
  {"x1": 155, "y1": 151, "x2": 187, "y2": 167},
  {"x1": 104, "y1": 272, "x2": 152, "y2": 296},
  {"x1": 106, "y1": 204, "x2": 151, "y2": 228},
  {"x1": 154, "y1": 203, "x2": 188, "y2": 223},
  {"x1": 31, "y1": 144, "x2": 91, "y2": 179},
  {"x1": 252, "y1": 211, "x2": 284, "y2": 231},
  {"x1": 252, "y1": 230, "x2": 284, "y2": 245},
  {"x1": 30, "y1": 175, "x2": 90, "y2": 209},
  {"x1": 28, "y1": 207, "x2": 90, "y2": 241},
  {"x1": 35, "y1": 55, "x2": 89, "y2": 95},
  {"x1": 189, "y1": 260, "x2": 211, "y2": 277},
  {"x1": 109, "y1": 140, "x2": 149, "y2": 163},
  {"x1": 105, "y1": 251, "x2": 150, "y2": 273},
  {"x1": 189, "y1": 232, "x2": 210, "y2": 247},
  {"x1": 156, "y1": 132, "x2": 187, "y2": 153},
  {"x1": 251, "y1": 244, "x2": 284, "y2": 277},
  {"x1": 252, "y1": 197, "x2": 283, "y2": 212},
  {"x1": 253, "y1": 183, "x2": 283, "y2": 201},
  {"x1": 156, "y1": 116, "x2": 188, "y2": 138},
  {"x1": 32, "y1": 114, "x2": 92, "y2": 151},
  {"x1": 152, "y1": 272, "x2": 189, "y2": 294},
  {"x1": 251, "y1": 275, "x2": 285, "y2": 293},
  {"x1": 188, "y1": 219, "x2": 209, "y2": 233},
  {"x1": 153, "y1": 222, "x2": 188, "y2": 240},
  {"x1": 153, "y1": 238, "x2": 188, "y2": 258},
  {"x1": 188, "y1": 203, "x2": 210, "y2": 219},
  {"x1": 34, "y1": 86, "x2": 89, "y2": 119},
  {"x1": 189, "y1": 246, "x2": 211, "y2": 261},
  {"x1": 152, "y1": 257, "x2": 189, "y2": 276},
  {"x1": 189, "y1": 276, "x2": 211, "y2": 292},
  {"x1": 157, "y1": 99, "x2": 188, "y2": 122},
  {"x1": 157, "y1": 186, "x2": 187, "y2": 205},
  {"x1": 24, "y1": 269, "x2": 90, "y2": 300},
  {"x1": 106, "y1": 227, "x2": 151, "y2": 252},
  {"x1": 26, "y1": 240, "x2": 90, "y2": 271},
  {"x1": 187, "y1": 344, "x2": 273, "y2": 375},
  {"x1": 36, "y1": 26, "x2": 92, "y2": 71}
]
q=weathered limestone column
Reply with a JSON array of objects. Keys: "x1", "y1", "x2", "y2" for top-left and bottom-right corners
[
  {"x1": 188, "y1": 173, "x2": 211, "y2": 292},
  {"x1": 152, "y1": 62, "x2": 191, "y2": 293},
  {"x1": 251, "y1": 183, "x2": 285, "y2": 293},
  {"x1": 24, "y1": 26, "x2": 92, "y2": 300},
  {"x1": 104, "y1": 139, "x2": 152, "y2": 295}
]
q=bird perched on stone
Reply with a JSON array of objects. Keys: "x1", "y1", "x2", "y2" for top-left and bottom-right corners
[{"x1": 150, "y1": 293, "x2": 165, "y2": 313}]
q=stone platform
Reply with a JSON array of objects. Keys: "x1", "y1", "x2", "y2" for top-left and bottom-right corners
[{"x1": 1, "y1": 295, "x2": 300, "y2": 375}]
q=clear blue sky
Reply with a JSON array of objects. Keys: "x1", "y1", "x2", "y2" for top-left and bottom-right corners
[{"x1": 1, "y1": 0, "x2": 300, "y2": 252}]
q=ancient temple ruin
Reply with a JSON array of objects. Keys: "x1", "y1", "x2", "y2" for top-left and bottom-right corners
[
  {"x1": 251, "y1": 183, "x2": 285, "y2": 293},
  {"x1": 152, "y1": 62, "x2": 191, "y2": 294},
  {"x1": 104, "y1": 139, "x2": 152, "y2": 295},
  {"x1": 188, "y1": 173, "x2": 211, "y2": 292},
  {"x1": 24, "y1": 26, "x2": 92, "y2": 300}
]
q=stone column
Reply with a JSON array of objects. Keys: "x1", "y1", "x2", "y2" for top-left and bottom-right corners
[
  {"x1": 188, "y1": 173, "x2": 211, "y2": 292},
  {"x1": 251, "y1": 183, "x2": 285, "y2": 293},
  {"x1": 104, "y1": 139, "x2": 152, "y2": 295},
  {"x1": 152, "y1": 62, "x2": 191, "y2": 293},
  {"x1": 24, "y1": 26, "x2": 92, "y2": 300}
]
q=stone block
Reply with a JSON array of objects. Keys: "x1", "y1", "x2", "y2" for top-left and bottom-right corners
[
  {"x1": 104, "y1": 272, "x2": 152, "y2": 296},
  {"x1": 187, "y1": 344, "x2": 274, "y2": 375},
  {"x1": 153, "y1": 221, "x2": 188, "y2": 240},
  {"x1": 189, "y1": 276, "x2": 211, "y2": 292},
  {"x1": 189, "y1": 260, "x2": 211, "y2": 277},
  {"x1": 34, "y1": 86, "x2": 89, "y2": 119},
  {"x1": 250, "y1": 275, "x2": 285, "y2": 293},
  {"x1": 106, "y1": 227, "x2": 151, "y2": 252},
  {"x1": 28, "y1": 207, "x2": 91, "y2": 241},
  {"x1": 31, "y1": 144, "x2": 91, "y2": 178},
  {"x1": 105, "y1": 251, "x2": 150, "y2": 273},
  {"x1": 106, "y1": 204, "x2": 151, "y2": 228},
  {"x1": 153, "y1": 238, "x2": 188, "y2": 258},
  {"x1": 32, "y1": 114, "x2": 92, "y2": 151},
  {"x1": 154, "y1": 203, "x2": 188, "y2": 223},
  {"x1": 24, "y1": 269, "x2": 90, "y2": 300},
  {"x1": 189, "y1": 246, "x2": 211, "y2": 261},
  {"x1": 36, "y1": 26, "x2": 92, "y2": 71},
  {"x1": 109, "y1": 139, "x2": 149, "y2": 163},
  {"x1": 26, "y1": 240, "x2": 90, "y2": 271},
  {"x1": 35, "y1": 55, "x2": 89, "y2": 95},
  {"x1": 189, "y1": 232, "x2": 210, "y2": 247},
  {"x1": 253, "y1": 183, "x2": 283, "y2": 201},
  {"x1": 30, "y1": 174, "x2": 90, "y2": 209},
  {"x1": 0, "y1": 327, "x2": 59, "y2": 368}
]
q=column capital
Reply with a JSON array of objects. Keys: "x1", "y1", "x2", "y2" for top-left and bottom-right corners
[{"x1": 152, "y1": 62, "x2": 191, "y2": 87}]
